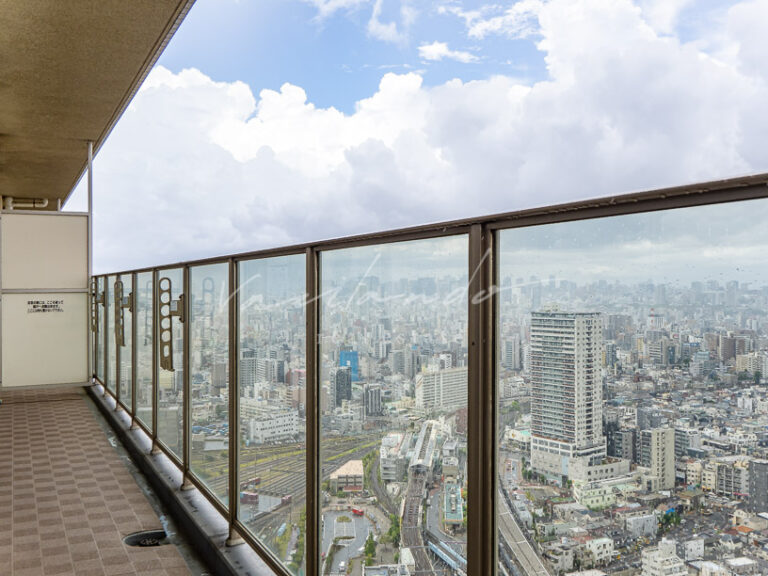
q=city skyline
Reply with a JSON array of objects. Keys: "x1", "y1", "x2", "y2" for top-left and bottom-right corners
[{"x1": 99, "y1": 247, "x2": 768, "y2": 576}]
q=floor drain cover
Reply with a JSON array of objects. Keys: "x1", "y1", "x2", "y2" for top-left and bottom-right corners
[{"x1": 123, "y1": 529, "x2": 169, "y2": 547}]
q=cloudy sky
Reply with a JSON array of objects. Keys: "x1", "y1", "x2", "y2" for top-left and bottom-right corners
[{"x1": 66, "y1": 0, "x2": 768, "y2": 274}]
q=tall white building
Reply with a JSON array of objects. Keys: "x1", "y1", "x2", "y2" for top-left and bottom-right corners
[
  {"x1": 639, "y1": 428, "x2": 676, "y2": 491},
  {"x1": 415, "y1": 367, "x2": 467, "y2": 412},
  {"x1": 530, "y1": 311, "x2": 606, "y2": 478},
  {"x1": 503, "y1": 335, "x2": 522, "y2": 370},
  {"x1": 364, "y1": 384, "x2": 382, "y2": 416}
]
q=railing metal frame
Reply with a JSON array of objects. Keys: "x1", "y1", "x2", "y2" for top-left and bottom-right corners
[
  {"x1": 130, "y1": 272, "x2": 139, "y2": 430},
  {"x1": 90, "y1": 173, "x2": 768, "y2": 576}
]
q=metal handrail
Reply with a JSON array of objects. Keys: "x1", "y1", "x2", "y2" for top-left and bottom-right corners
[{"x1": 91, "y1": 172, "x2": 768, "y2": 576}]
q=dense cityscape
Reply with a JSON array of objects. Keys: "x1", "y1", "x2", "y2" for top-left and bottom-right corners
[{"x1": 123, "y1": 236, "x2": 768, "y2": 576}]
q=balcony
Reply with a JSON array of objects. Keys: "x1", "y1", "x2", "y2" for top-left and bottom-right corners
[
  {"x1": 4, "y1": 178, "x2": 765, "y2": 576},
  {"x1": 5, "y1": 4, "x2": 768, "y2": 576}
]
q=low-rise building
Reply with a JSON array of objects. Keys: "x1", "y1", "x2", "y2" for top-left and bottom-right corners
[
  {"x1": 625, "y1": 512, "x2": 657, "y2": 538},
  {"x1": 443, "y1": 482, "x2": 464, "y2": 529},
  {"x1": 542, "y1": 540, "x2": 576, "y2": 574},
  {"x1": 330, "y1": 460, "x2": 364, "y2": 493},
  {"x1": 679, "y1": 538, "x2": 704, "y2": 562},
  {"x1": 686, "y1": 460, "x2": 703, "y2": 486},
  {"x1": 688, "y1": 561, "x2": 728, "y2": 576},
  {"x1": 248, "y1": 409, "x2": 299, "y2": 443},
  {"x1": 443, "y1": 456, "x2": 460, "y2": 482},
  {"x1": 380, "y1": 432, "x2": 409, "y2": 483},
  {"x1": 641, "y1": 539, "x2": 686, "y2": 576},
  {"x1": 570, "y1": 456, "x2": 631, "y2": 484},
  {"x1": 725, "y1": 557, "x2": 758, "y2": 575},
  {"x1": 581, "y1": 538, "x2": 613, "y2": 568},
  {"x1": 573, "y1": 482, "x2": 616, "y2": 509}
]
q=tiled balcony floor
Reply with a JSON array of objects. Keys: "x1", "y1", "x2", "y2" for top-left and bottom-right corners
[{"x1": 0, "y1": 385, "x2": 195, "y2": 576}]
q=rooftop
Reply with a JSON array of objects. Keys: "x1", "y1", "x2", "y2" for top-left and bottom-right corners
[{"x1": 330, "y1": 460, "x2": 364, "y2": 479}]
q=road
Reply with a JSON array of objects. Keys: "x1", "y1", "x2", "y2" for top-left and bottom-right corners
[
  {"x1": 498, "y1": 489, "x2": 550, "y2": 576},
  {"x1": 321, "y1": 510, "x2": 373, "y2": 574}
]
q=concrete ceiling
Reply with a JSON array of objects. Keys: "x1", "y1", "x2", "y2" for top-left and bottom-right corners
[{"x1": 0, "y1": 0, "x2": 194, "y2": 207}]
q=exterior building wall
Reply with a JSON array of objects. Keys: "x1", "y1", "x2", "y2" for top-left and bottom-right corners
[
  {"x1": 642, "y1": 539, "x2": 686, "y2": 576},
  {"x1": 248, "y1": 409, "x2": 299, "y2": 443},
  {"x1": 415, "y1": 367, "x2": 467, "y2": 412},
  {"x1": 748, "y1": 460, "x2": 768, "y2": 513}
]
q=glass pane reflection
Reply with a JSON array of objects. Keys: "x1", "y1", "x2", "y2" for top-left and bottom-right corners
[
  {"x1": 497, "y1": 199, "x2": 768, "y2": 576},
  {"x1": 157, "y1": 267, "x2": 184, "y2": 460},
  {"x1": 189, "y1": 263, "x2": 230, "y2": 505},
  {"x1": 320, "y1": 236, "x2": 469, "y2": 576},
  {"x1": 118, "y1": 274, "x2": 133, "y2": 412},
  {"x1": 96, "y1": 276, "x2": 105, "y2": 383},
  {"x1": 106, "y1": 275, "x2": 116, "y2": 394},
  {"x1": 237, "y1": 255, "x2": 306, "y2": 575},
  {"x1": 135, "y1": 272, "x2": 154, "y2": 431}
]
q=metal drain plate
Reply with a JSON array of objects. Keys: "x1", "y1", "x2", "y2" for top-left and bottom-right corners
[{"x1": 123, "y1": 529, "x2": 169, "y2": 547}]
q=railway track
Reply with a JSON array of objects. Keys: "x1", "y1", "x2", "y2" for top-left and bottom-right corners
[
  {"x1": 198, "y1": 433, "x2": 380, "y2": 495},
  {"x1": 401, "y1": 473, "x2": 434, "y2": 576},
  {"x1": 498, "y1": 489, "x2": 549, "y2": 576},
  {"x1": 191, "y1": 434, "x2": 385, "y2": 540}
]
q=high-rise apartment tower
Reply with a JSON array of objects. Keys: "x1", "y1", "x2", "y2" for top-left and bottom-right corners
[{"x1": 530, "y1": 311, "x2": 606, "y2": 478}]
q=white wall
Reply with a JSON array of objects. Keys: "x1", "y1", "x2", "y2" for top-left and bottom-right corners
[{"x1": 1, "y1": 212, "x2": 89, "y2": 387}]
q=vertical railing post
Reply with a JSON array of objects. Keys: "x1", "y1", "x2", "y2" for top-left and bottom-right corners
[
  {"x1": 468, "y1": 224, "x2": 497, "y2": 576},
  {"x1": 115, "y1": 276, "x2": 122, "y2": 410},
  {"x1": 305, "y1": 247, "x2": 320, "y2": 576},
  {"x1": 181, "y1": 265, "x2": 194, "y2": 490},
  {"x1": 131, "y1": 273, "x2": 139, "y2": 429},
  {"x1": 226, "y1": 258, "x2": 244, "y2": 546},
  {"x1": 87, "y1": 141, "x2": 93, "y2": 382},
  {"x1": 151, "y1": 269, "x2": 162, "y2": 455},
  {"x1": 103, "y1": 277, "x2": 109, "y2": 397}
]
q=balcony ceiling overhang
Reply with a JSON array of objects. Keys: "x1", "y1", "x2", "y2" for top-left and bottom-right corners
[{"x1": 0, "y1": 0, "x2": 194, "y2": 208}]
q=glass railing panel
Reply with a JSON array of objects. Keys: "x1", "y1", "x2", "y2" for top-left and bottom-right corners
[
  {"x1": 237, "y1": 254, "x2": 306, "y2": 574},
  {"x1": 118, "y1": 273, "x2": 133, "y2": 412},
  {"x1": 135, "y1": 271, "x2": 154, "y2": 431},
  {"x1": 320, "y1": 236, "x2": 469, "y2": 576},
  {"x1": 106, "y1": 274, "x2": 116, "y2": 394},
  {"x1": 157, "y1": 267, "x2": 184, "y2": 460},
  {"x1": 96, "y1": 276, "x2": 105, "y2": 383},
  {"x1": 189, "y1": 263, "x2": 230, "y2": 505},
  {"x1": 496, "y1": 198, "x2": 768, "y2": 575}
]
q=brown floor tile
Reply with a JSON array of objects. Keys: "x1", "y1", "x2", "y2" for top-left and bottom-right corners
[
  {"x1": 0, "y1": 386, "x2": 192, "y2": 576},
  {"x1": 15, "y1": 567, "x2": 57, "y2": 576},
  {"x1": 71, "y1": 547, "x2": 101, "y2": 562},
  {"x1": 43, "y1": 561, "x2": 75, "y2": 575},
  {"x1": 133, "y1": 558, "x2": 163, "y2": 571},
  {"x1": 13, "y1": 555, "x2": 43, "y2": 570}
]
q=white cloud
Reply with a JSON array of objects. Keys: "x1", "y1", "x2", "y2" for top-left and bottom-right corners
[
  {"x1": 638, "y1": 0, "x2": 694, "y2": 35},
  {"x1": 302, "y1": 0, "x2": 370, "y2": 19},
  {"x1": 441, "y1": 0, "x2": 544, "y2": 40},
  {"x1": 725, "y1": 0, "x2": 768, "y2": 80},
  {"x1": 367, "y1": 0, "x2": 416, "y2": 44},
  {"x1": 418, "y1": 41, "x2": 478, "y2": 63},
  {"x1": 83, "y1": 0, "x2": 768, "y2": 274}
]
